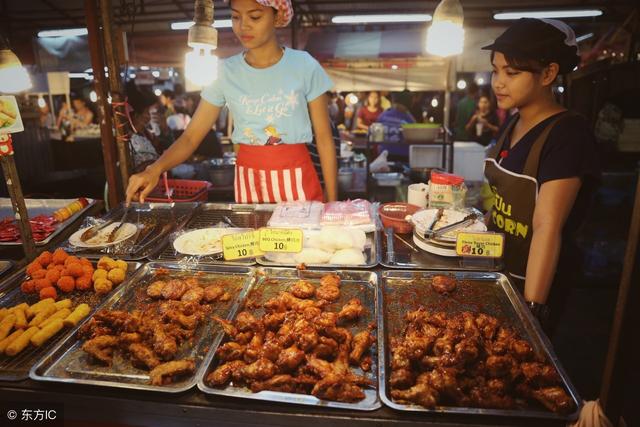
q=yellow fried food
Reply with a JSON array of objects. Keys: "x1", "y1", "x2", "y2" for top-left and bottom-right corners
[
  {"x1": 114, "y1": 260, "x2": 128, "y2": 272},
  {"x1": 28, "y1": 304, "x2": 56, "y2": 327},
  {"x1": 97, "y1": 256, "x2": 116, "y2": 271},
  {"x1": 63, "y1": 304, "x2": 91, "y2": 327},
  {"x1": 54, "y1": 299, "x2": 73, "y2": 310},
  {"x1": 26, "y1": 298, "x2": 55, "y2": 318},
  {"x1": 0, "y1": 314, "x2": 16, "y2": 340},
  {"x1": 8, "y1": 302, "x2": 29, "y2": 314},
  {"x1": 93, "y1": 278, "x2": 113, "y2": 295},
  {"x1": 92, "y1": 269, "x2": 108, "y2": 281},
  {"x1": 107, "y1": 268, "x2": 125, "y2": 285},
  {"x1": 0, "y1": 307, "x2": 8, "y2": 320},
  {"x1": 5, "y1": 326, "x2": 39, "y2": 356},
  {"x1": 30, "y1": 319, "x2": 64, "y2": 347},
  {"x1": 0, "y1": 329, "x2": 24, "y2": 353},
  {"x1": 13, "y1": 307, "x2": 27, "y2": 329},
  {"x1": 40, "y1": 308, "x2": 71, "y2": 328}
]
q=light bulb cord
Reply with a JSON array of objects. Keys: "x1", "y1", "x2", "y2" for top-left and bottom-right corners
[{"x1": 193, "y1": 0, "x2": 214, "y2": 26}]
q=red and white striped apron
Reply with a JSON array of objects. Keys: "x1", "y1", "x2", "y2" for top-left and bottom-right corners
[{"x1": 234, "y1": 143, "x2": 323, "y2": 204}]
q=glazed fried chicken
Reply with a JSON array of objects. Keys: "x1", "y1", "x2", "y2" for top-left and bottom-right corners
[
  {"x1": 203, "y1": 284, "x2": 225, "y2": 302},
  {"x1": 206, "y1": 273, "x2": 375, "y2": 403},
  {"x1": 315, "y1": 285, "x2": 340, "y2": 302},
  {"x1": 161, "y1": 279, "x2": 189, "y2": 300},
  {"x1": 431, "y1": 275, "x2": 457, "y2": 294},
  {"x1": 129, "y1": 343, "x2": 161, "y2": 370},
  {"x1": 149, "y1": 359, "x2": 195, "y2": 386},
  {"x1": 389, "y1": 307, "x2": 575, "y2": 414},
  {"x1": 82, "y1": 335, "x2": 119, "y2": 365}
]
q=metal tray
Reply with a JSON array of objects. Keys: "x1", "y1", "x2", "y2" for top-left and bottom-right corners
[
  {"x1": 0, "y1": 260, "x2": 13, "y2": 278},
  {"x1": 380, "y1": 228, "x2": 503, "y2": 271},
  {"x1": 197, "y1": 267, "x2": 381, "y2": 411},
  {"x1": 0, "y1": 261, "x2": 142, "y2": 381},
  {"x1": 60, "y1": 202, "x2": 197, "y2": 261},
  {"x1": 0, "y1": 198, "x2": 96, "y2": 246},
  {"x1": 256, "y1": 230, "x2": 381, "y2": 270},
  {"x1": 377, "y1": 270, "x2": 581, "y2": 420},
  {"x1": 151, "y1": 203, "x2": 272, "y2": 266},
  {"x1": 30, "y1": 262, "x2": 254, "y2": 393}
]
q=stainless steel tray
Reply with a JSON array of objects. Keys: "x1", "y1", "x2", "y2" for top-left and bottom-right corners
[
  {"x1": 380, "y1": 228, "x2": 503, "y2": 271},
  {"x1": 0, "y1": 198, "x2": 96, "y2": 246},
  {"x1": 30, "y1": 262, "x2": 254, "y2": 393},
  {"x1": 151, "y1": 203, "x2": 272, "y2": 266},
  {"x1": 197, "y1": 267, "x2": 381, "y2": 411},
  {"x1": 256, "y1": 230, "x2": 381, "y2": 269},
  {"x1": 0, "y1": 260, "x2": 13, "y2": 278},
  {"x1": 377, "y1": 270, "x2": 581, "y2": 420},
  {"x1": 60, "y1": 202, "x2": 197, "y2": 261},
  {"x1": 0, "y1": 261, "x2": 142, "y2": 381}
]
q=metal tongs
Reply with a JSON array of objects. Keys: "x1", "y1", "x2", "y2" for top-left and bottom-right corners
[
  {"x1": 106, "y1": 206, "x2": 131, "y2": 243},
  {"x1": 79, "y1": 219, "x2": 114, "y2": 242},
  {"x1": 425, "y1": 212, "x2": 482, "y2": 240}
]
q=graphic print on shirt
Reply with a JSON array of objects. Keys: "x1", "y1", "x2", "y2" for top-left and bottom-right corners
[
  {"x1": 238, "y1": 88, "x2": 298, "y2": 145},
  {"x1": 490, "y1": 186, "x2": 529, "y2": 239}
]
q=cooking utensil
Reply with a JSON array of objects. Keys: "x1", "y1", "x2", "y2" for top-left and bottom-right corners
[
  {"x1": 107, "y1": 207, "x2": 131, "y2": 243},
  {"x1": 79, "y1": 219, "x2": 115, "y2": 243},
  {"x1": 394, "y1": 233, "x2": 418, "y2": 252},
  {"x1": 426, "y1": 212, "x2": 481, "y2": 239},
  {"x1": 426, "y1": 208, "x2": 443, "y2": 234},
  {"x1": 223, "y1": 215, "x2": 239, "y2": 228}
]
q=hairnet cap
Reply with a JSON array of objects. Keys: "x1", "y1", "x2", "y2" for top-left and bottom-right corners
[
  {"x1": 254, "y1": 0, "x2": 293, "y2": 27},
  {"x1": 482, "y1": 18, "x2": 580, "y2": 73}
]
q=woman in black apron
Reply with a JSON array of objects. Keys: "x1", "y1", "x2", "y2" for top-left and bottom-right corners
[{"x1": 482, "y1": 19, "x2": 599, "y2": 334}]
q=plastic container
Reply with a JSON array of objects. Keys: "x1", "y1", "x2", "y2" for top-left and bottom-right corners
[
  {"x1": 453, "y1": 141, "x2": 487, "y2": 182},
  {"x1": 146, "y1": 179, "x2": 212, "y2": 203},
  {"x1": 378, "y1": 203, "x2": 421, "y2": 234},
  {"x1": 401, "y1": 123, "x2": 441, "y2": 142}
]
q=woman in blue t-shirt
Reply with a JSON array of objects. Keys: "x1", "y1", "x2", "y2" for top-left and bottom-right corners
[{"x1": 126, "y1": 0, "x2": 337, "y2": 204}]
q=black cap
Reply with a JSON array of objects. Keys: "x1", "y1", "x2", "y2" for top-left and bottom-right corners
[{"x1": 482, "y1": 18, "x2": 580, "y2": 73}]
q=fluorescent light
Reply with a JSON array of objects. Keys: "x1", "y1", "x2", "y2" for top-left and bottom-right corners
[
  {"x1": 494, "y1": 9, "x2": 603, "y2": 20},
  {"x1": 152, "y1": 70, "x2": 160, "y2": 78},
  {"x1": 391, "y1": 64, "x2": 399, "y2": 70},
  {"x1": 332, "y1": 14, "x2": 432, "y2": 24},
  {"x1": 140, "y1": 65, "x2": 150, "y2": 70},
  {"x1": 154, "y1": 89, "x2": 162, "y2": 96},
  {"x1": 576, "y1": 32, "x2": 594, "y2": 42},
  {"x1": 129, "y1": 73, "x2": 136, "y2": 79},
  {"x1": 89, "y1": 91, "x2": 98, "y2": 102},
  {"x1": 431, "y1": 98, "x2": 439, "y2": 108},
  {"x1": 38, "y1": 28, "x2": 88, "y2": 38},
  {"x1": 69, "y1": 72, "x2": 92, "y2": 79},
  {"x1": 171, "y1": 19, "x2": 232, "y2": 30}
]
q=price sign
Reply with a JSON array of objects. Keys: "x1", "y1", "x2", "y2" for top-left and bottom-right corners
[
  {"x1": 222, "y1": 230, "x2": 263, "y2": 260},
  {"x1": 259, "y1": 228, "x2": 303, "y2": 253},
  {"x1": 456, "y1": 232, "x2": 504, "y2": 258}
]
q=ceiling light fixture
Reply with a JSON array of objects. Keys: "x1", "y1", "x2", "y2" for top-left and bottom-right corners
[
  {"x1": 0, "y1": 35, "x2": 32, "y2": 93},
  {"x1": 184, "y1": 0, "x2": 219, "y2": 87},
  {"x1": 332, "y1": 14, "x2": 432, "y2": 24},
  {"x1": 493, "y1": 9, "x2": 603, "y2": 20},
  {"x1": 426, "y1": 0, "x2": 465, "y2": 57},
  {"x1": 171, "y1": 19, "x2": 232, "y2": 30},
  {"x1": 37, "y1": 28, "x2": 88, "y2": 38}
]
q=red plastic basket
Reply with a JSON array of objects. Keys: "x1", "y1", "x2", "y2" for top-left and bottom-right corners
[
  {"x1": 378, "y1": 202, "x2": 422, "y2": 234},
  {"x1": 145, "y1": 179, "x2": 212, "y2": 203}
]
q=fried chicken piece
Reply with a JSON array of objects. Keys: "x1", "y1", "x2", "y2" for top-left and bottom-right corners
[
  {"x1": 242, "y1": 358, "x2": 278, "y2": 381},
  {"x1": 153, "y1": 328, "x2": 178, "y2": 360},
  {"x1": 129, "y1": 343, "x2": 161, "y2": 370},
  {"x1": 315, "y1": 285, "x2": 340, "y2": 302},
  {"x1": 390, "y1": 368, "x2": 415, "y2": 389},
  {"x1": 475, "y1": 313, "x2": 499, "y2": 341},
  {"x1": 216, "y1": 342, "x2": 245, "y2": 362},
  {"x1": 263, "y1": 312, "x2": 286, "y2": 330},
  {"x1": 320, "y1": 274, "x2": 341, "y2": 288},
  {"x1": 149, "y1": 359, "x2": 195, "y2": 386},
  {"x1": 263, "y1": 295, "x2": 287, "y2": 313},
  {"x1": 147, "y1": 280, "x2": 166, "y2": 298},
  {"x1": 181, "y1": 286, "x2": 204, "y2": 304},
  {"x1": 531, "y1": 386, "x2": 575, "y2": 415},
  {"x1": 313, "y1": 336, "x2": 338, "y2": 359},
  {"x1": 244, "y1": 331, "x2": 264, "y2": 363},
  {"x1": 521, "y1": 362, "x2": 562, "y2": 387},
  {"x1": 163, "y1": 310, "x2": 200, "y2": 330},
  {"x1": 207, "y1": 360, "x2": 246, "y2": 386},
  {"x1": 510, "y1": 339, "x2": 534, "y2": 361},
  {"x1": 349, "y1": 330, "x2": 374, "y2": 365},
  {"x1": 314, "y1": 311, "x2": 338, "y2": 330},
  {"x1": 453, "y1": 338, "x2": 479, "y2": 366},
  {"x1": 292, "y1": 319, "x2": 319, "y2": 352},
  {"x1": 469, "y1": 386, "x2": 516, "y2": 409},
  {"x1": 160, "y1": 279, "x2": 188, "y2": 300},
  {"x1": 235, "y1": 331, "x2": 254, "y2": 345},
  {"x1": 390, "y1": 343, "x2": 411, "y2": 370},
  {"x1": 219, "y1": 292, "x2": 232, "y2": 302},
  {"x1": 235, "y1": 311, "x2": 258, "y2": 332},
  {"x1": 360, "y1": 355, "x2": 372, "y2": 372},
  {"x1": 422, "y1": 369, "x2": 461, "y2": 401},
  {"x1": 301, "y1": 306, "x2": 322, "y2": 321},
  {"x1": 486, "y1": 355, "x2": 514, "y2": 378},
  {"x1": 337, "y1": 298, "x2": 364, "y2": 322},
  {"x1": 431, "y1": 275, "x2": 457, "y2": 294},
  {"x1": 276, "y1": 344, "x2": 305, "y2": 371},
  {"x1": 322, "y1": 326, "x2": 352, "y2": 345},
  {"x1": 94, "y1": 310, "x2": 133, "y2": 332},
  {"x1": 260, "y1": 339, "x2": 282, "y2": 363},
  {"x1": 250, "y1": 374, "x2": 298, "y2": 393},
  {"x1": 184, "y1": 278, "x2": 199, "y2": 289},
  {"x1": 487, "y1": 378, "x2": 508, "y2": 395},
  {"x1": 404, "y1": 332, "x2": 435, "y2": 361},
  {"x1": 311, "y1": 374, "x2": 366, "y2": 403},
  {"x1": 203, "y1": 284, "x2": 225, "y2": 303},
  {"x1": 291, "y1": 280, "x2": 315, "y2": 299},
  {"x1": 213, "y1": 316, "x2": 238, "y2": 338},
  {"x1": 119, "y1": 332, "x2": 142, "y2": 346},
  {"x1": 82, "y1": 335, "x2": 119, "y2": 365},
  {"x1": 391, "y1": 382, "x2": 439, "y2": 408}
]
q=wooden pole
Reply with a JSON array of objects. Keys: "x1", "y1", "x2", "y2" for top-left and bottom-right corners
[
  {"x1": 0, "y1": 135, "x2": 36, "y2": 261},
  {"x1": 600, "y1": 172, "x2": 640, "y2": 422},
  {"x1": 84, "y1": 0, "x2": 120, "y2": 208},
  {"x1": 99, "y1": 0, "x2": 131, "y2": 190}
]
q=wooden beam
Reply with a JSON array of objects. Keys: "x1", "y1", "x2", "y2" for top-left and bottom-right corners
[{"x1": 171, "y1": 0, "x2": 191, "y2": 20}]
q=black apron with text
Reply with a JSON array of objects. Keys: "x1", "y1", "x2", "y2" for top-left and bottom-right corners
[{"x1": 484, "y1": 113, "x2": 567, "y2": 280}]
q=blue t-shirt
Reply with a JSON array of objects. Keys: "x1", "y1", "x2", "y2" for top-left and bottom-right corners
[
  {"x1": 376, "y1": 108, "x2": 415, "y2": 156},
  {"x1": 201, "y1": 47, "x2": 333, "y2": 145}
]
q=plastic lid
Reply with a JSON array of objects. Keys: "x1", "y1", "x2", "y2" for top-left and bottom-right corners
[{"x1": 430, "y1": 171, "x2": 465, "y2": 186}]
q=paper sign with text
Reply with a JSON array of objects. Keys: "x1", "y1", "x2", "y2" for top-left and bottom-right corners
[
  {"x1": 456, "y1": 232, "x2": 504, "y2": 258},
  {"x1": 222, "y1": 230, "x2": 263, "y2": 260},
  {"x1": 0, "y1": 96, "x2": 24, "y2": 134},
  {"x1": 259, "y1": 228, "x2": 303, "y2": 253}
]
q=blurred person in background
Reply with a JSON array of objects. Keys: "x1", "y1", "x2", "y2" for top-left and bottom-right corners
[
  {"x1": 465, "y1": 94, "x2": 500, "y2": 146},
  {"x1": 355, "y1": 91, "x2": 383, "y2": 131},
  {"x1": 454, "y1": 81, "x2": 479, "y2": 140}
]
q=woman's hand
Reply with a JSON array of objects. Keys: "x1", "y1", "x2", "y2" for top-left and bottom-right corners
[{"x1": 125, "y1": 165, "x2": 161, "y2": 205}]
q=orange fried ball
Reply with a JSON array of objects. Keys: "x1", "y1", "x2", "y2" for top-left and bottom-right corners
[
  {"x1": 34, "y1": 278, "x2": 52, "y2": 291},
  {"x1": 39, "y1": 286, "x2": 58, "y2": 301},
  {"x1": 64, "y1": 256, "x2": 80, "y2": 267},
  {"x1": 67, "y1": 263, "x2": 84, "y2": 278},
  {"x1": 26, "y1": 261, "x2": 43, "y2": 276},
  {"x1": 76, "y1": 276, "x2": 92, "y2": 291},
  {"x1": 79, "y1": 258, "x2": 93, "y2": 268},
  {"x1": 81, "y1": 265, "x2": 95, "y2": 277},
  {"x1": 37, "y1": 251, "x2": 53, "y2": 267},
  {"x1": 21, "y1": 280, "x2": 36, "y2": 294},
  {"x1": 31, "y1": 269, "x2": 47, "y2": 280},
  {"x1": 57, "y1": 276, "x2": 75, "y2": 293},
  {"x1": 52, "y1": 248, "x2": 69, "y2": 265},
  {"x1": 45, "y1": 269, "x2": 61, "y2": 284}
]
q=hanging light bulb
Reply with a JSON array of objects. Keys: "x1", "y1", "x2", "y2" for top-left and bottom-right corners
[
  {"x1": 346, "y1": 93, "x2": 359, "y2": 106},
  {"x1": 426, "y1": 0, "x2": 465, "y2": 57},
  {"x1": 89, "y1": 90, "x2": 98, "y2": 103},
  {"x1": 456, "y1": 79, "x2": 467, "y2": 90},
  {"x1": 0, "y1": 36, "x2": 32, "y2": 93},
  {"x1": 37, "y1": 96, "x2": 47, "y2": 109},
  {"x1": 185, "y1": 0, "x2": 219, "y2": 87},
  {"x1": 431, "y1": 97, "x2": 439, "y2": 108}
]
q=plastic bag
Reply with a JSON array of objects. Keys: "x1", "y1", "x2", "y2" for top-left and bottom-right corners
[
  {"x1": 369, "y1": 150, "x2": 390, "y2": 173},
  {"x1": 321, "y1": 199, "x2": 373, "y2": 226},
  {"x1": 267, "y1": 201, "x2": 323, "y2": 229},
  {"x1": 428, "y1": 171, "x2": 467, "y2": 209}
]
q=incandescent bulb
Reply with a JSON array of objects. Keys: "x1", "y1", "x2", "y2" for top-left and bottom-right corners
[{"x1": 185, "y1": 47, "x2": 218, "y2": 87}]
